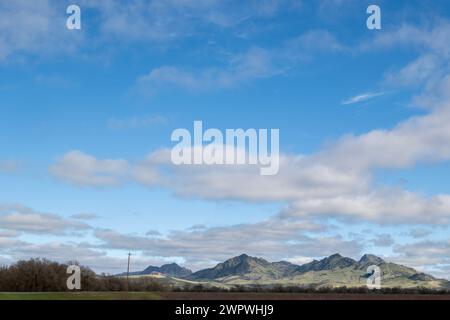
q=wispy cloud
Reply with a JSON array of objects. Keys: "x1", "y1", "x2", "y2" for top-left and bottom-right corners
[
  {"x1": 341, "y1": 91, "x2": 388, "y2": 105},
  {"x1": 137, "y1": 30, "x2": 346, "y2": 94},
  {"x1": 137, "y1": 47, "x2": 278, "y2": 93},
  {"x1": 107, "y1": 115, "x2": 168, "y2": 130},
  {"x1": 0, "y1": 0, "x2": 82, "y2": 62},
  {"x1": 70, "y1": 213, "x2": 101, "y2": 221},
  {"x1": 81, "y1": 0, "x2": 296, "y2": 42},
  {"x1": 0, "y1": 160, "x2": 21, "y2": 174}
]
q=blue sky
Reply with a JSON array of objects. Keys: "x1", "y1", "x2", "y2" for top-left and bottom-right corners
[{"x1": 1, "y1": 0, "x2": 450, "y2": 279}]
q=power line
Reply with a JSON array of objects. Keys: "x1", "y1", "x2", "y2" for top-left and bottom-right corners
[{"x1": 126, "y1": 252, "x2": 131, "y2": 291}]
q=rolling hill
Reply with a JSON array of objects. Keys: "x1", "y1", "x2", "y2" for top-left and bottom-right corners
[
  {"x1": 121, "y1": 253, "x2": 450, "y2": 290},
  {"x1": 117, "y1": 263, "x2": 192, "y2": 278}
]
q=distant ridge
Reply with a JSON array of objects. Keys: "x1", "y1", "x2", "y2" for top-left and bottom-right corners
[
  {"x1": 358, "y1": 254, "x2": 385, "y2": 268},
  {"x1": 118, "y1": 263, "x2": 192, "y2": 278},
  {"x1": 296, "y1": 253, "x2": 357, "y2": 273},
  {"x1": 190, "y1": 254, "x2": 295, "y2": 280},
  {"x1": 120, "y1": 253, "x2": 450, "y2": 290}
]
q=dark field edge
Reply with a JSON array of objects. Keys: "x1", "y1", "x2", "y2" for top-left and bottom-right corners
[
  {"x1": 159, "y1": 292, "x2": 450, "y2": 300},
  {"x1": 1, "y1": 299, "x2": 448, "y2": 319}
]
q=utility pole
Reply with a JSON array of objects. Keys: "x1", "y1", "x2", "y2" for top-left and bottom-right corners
[{"x1": 126, "y1": 252, "x2": 131, "y2": 291}]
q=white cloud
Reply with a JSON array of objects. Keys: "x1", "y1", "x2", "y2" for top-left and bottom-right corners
[
  {"x1": 283, "y1": 29, "x2": 347, "y2": 57},
  {"x1": 1, "y1": 240, "x2": 164, "y2": 274},
  {"x1": 81, "y1": 0, "x2": 296, "y2": 42},
  {"x1": 284, "y1": 190, "x2": 450, "y2": 225},
  {"x1": 0, "y1": 0, "x2": 81, "y2": 61},
  {"x1": 392, "y1": 240, "x2": 450, "y2": 280},
  {"x1": 0, "y1": 204, "x2": 90, "y2": 235},
  {"x1": 107, "y1": 115, "x2": 167, "y2": 130},
  {"x1": 341, "y1": 91, "x2": 387, "y2": 105},
  {"x1": 320, "y1": 102, "x2": 450, "y2": 172},
  {"x1": 37, "y1": 19, "x2": 450, "y2": 276},
  {"x1": 138, "y1": 47, "x2": 278, "y2": 93},
  {"x1": 124, "y1": 90, "x2": 450, "y2": 224},
  {"x1": 0, "y1": 237, "x2": 25, "y2": 250},
  {"x1": 0, "y1": 0, "x2": 297, "y2": 63},
  {"x1": 365, "y1": 23, "x2": 450, "y2": 57},
  {"x1": 70, "y1": 213, "x2": 101, "y2": 221},
  {"x1": 407, "y1": 228, "x2": 432, "y2": 239},
  {"x1": 94, "y1": 218, "x2": 361, "y2": 270},
  {"x1": 0, "y1": 160, "x2": 20, "y2": 173},
  {"x1": 0, "y1": 230, "x2": 19, "y2": 238},
  {"x1": 49, "y1": 150, "x2": 129, "y2": 187},
  {"x1": 363, "y1": 22, "x2": 450, "y2": 109},
  {"x1": 372, "y1": 234, "x2": 394, "y2": 247},
  {"x1": 385, "y1": 54, "x2": 441, "y2": 88},
  {"x1": 137, "y1": 30, "x2": 346, "y2": 93},
  {"x1": 50, "y1": 91, "x2": 450, "y2": 224},
  {"x1": 286, "y1": 256, "x2": 314, "y2": 265}
]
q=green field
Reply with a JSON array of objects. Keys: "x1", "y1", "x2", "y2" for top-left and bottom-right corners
[
  {"x1": 1, "y1": 292, "x2": 450, "y2": 300},
  {"x1": 0, "y1": 292, "x2": 162, "y2": 300}
]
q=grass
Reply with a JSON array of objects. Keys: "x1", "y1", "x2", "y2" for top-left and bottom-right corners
[
  {"x1": 0, "y1": 292, "x2": 162, "y2": 300},
  {"x1": 1, "y1": 291, "x2": 450, "y2": 300}
]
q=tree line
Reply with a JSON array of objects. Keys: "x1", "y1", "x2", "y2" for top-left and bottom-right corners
[
  {"x1": 0, "y1": 259, "x2": 165, "y2": 292},
  {"x1": 176, "y1": 283, "x2": 450, "y2": 295},
  {"x1": 1, "y1": 258, "x2": 449, "y2": 294}
]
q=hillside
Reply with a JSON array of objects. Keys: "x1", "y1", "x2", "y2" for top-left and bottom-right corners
[
  {"x1": 118, "y1": 263, "x2": 192, "y2": 278},
  {"x1": 124, "y1": 253, "x2": 450, "y2": 290}
]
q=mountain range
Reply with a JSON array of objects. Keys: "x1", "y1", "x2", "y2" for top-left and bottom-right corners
[
  {"x1": 120, "y1": 253, "x2": 450, "y2": 290},
  {"x1": 118, "y1": 263, "x2": 192, "y2": 278}
]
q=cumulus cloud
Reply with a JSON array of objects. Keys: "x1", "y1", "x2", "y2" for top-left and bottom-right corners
[
  {"x1": 0, "y1": 205, "x2": 177, "y2": 273},
  {"x1": 392, "y1": 240, "x2": 450, "y2": 280},
  {"x1": 49, "y1": 150, "x2": 129, "y2": 187},
  {"x1": 284, "y1": 190, "x2": 450, "y2": 225},
  {"x1": 0, "y1": 204, "x2": 90, "y2": 235},
  {"x1": 0, "y1": 230, "x2": 19, "y2": 238},
  {"x1": 49, "y1": 92, "x2": 450, "y2": 224},
  {"x1": 34, "y1": 18, "x2": 450, "y2": 276},
  {"x1": 54, "y1": 146, "x2": 366, "y2": 201},
  {"x1": 126, "y1": 88, "x2": 450, "y2": 224},
  {"x1": 318, "y1": 104, "x2": 450, "y2": 171},
  {"x1": 1, "y1": 240, "x2": 166, "y2": 274},
  {"x1": 94, "y1": 217, "x2": 361, "y2": 269},
  {"x1": 372, "y1": 234, "x2": 395, "y2": 247},
  {"x1": 407, "y1": 228, "x2": 432, "y2": 239},
  {"x1": 0, "y1": 237, "x2": 26, "y2": 249}
]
